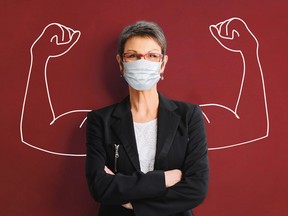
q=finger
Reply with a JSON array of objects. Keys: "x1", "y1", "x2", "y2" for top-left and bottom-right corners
[
  {"x1": 219, "y1": 20, "x2": 231, "y2": 38},
  {"x1": 58, "y1": 25, "x2": 73, "y2": 44},
  {"x1": 67, "y1": 27, "x2": 76, "y2": 38},
  {"x1": 51, "y1": 24, "x2": 78, "y2": 45},
  {"x1": 214, "y1": 22, "x2": 223, "y2": 30},
  {"x1": 48, "y1": 24, "x2": 71, "y2": 45},
  {"x1": 209, "y1": 24, "x2": 232, "y2": 51},
  {"x1": 209, "y1": 19, "x2": 229, "y2": 39},
  {"x1": 209, "y1": 24, "x2": 228, "y2": 47},
  {"x1": 62, "y1": 27, "x2": 81, "y2": 46},
  {"x1": 51, "y1": 30, "x2": 80, "y2": 57},
  {"x1": 122, "y1": 203, "x2": 133, "y2": 209},
  {"x1": 225, "y1": 19, "x2": 241, "y2": 39},
  {"x1": 104, "y1": 166, "x2": 115, "y2": 175},
  {"x1": 48, "y1": 24, "x2": 64, "y2": 44}
]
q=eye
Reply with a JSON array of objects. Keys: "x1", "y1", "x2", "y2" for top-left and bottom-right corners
[
  {"x1": 148, "y1": 53, "x2": 159, "y2": 58},
  {"x1": 126, "y1": 53, "x2": 137, "y2": 59}
]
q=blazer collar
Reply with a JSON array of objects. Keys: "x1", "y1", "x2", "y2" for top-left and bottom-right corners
[
  {"x1": 111, "y1": 96, "x2": 141, "y2": 171},
  {"x1": 111, "y1": 93, "x2": 181, "y2": 171}
]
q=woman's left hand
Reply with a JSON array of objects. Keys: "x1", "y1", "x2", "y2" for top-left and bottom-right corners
[
  {"x1": 104, "y1": 166, "x2": 133, "y2": 209},
  {"x1": 122, "y1": 202, "x2": 133, "y2": 209},
  {"x1": 104, "y1": 166, "x2": 115, "y2": 175}
]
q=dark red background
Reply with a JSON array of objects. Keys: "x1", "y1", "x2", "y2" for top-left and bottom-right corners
[{"x1": 1, "y1": 0, "x2": 288, "y2": 215}]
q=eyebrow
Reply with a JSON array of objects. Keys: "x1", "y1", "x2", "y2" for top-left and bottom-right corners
[{"x1": 125, "y1": 49, "x2": 161, "y2": 53}]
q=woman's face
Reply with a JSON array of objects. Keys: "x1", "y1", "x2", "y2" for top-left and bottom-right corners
[{"x1": 116, "y1": 36, "x2": 168, "y2": 74}]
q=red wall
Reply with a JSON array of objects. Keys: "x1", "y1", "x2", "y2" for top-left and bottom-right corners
[{"x1": 1, "y1": 0, "x2": 288, "y2": 215}]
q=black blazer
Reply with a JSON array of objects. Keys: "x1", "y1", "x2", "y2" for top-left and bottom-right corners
[{"x1": 86, "y1": 93, "x2": 209, "y2": 216}]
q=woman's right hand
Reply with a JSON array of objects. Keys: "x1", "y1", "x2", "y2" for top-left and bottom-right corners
[{"x1": 164, "y1": 169, "x2": 182, "y2": 188}]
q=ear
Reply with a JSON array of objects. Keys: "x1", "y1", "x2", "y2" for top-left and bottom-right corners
[
  {"x1": 116, "y1": 54, "x2": 124, "y2": 72},
  {"x1": 160, "y1": 55, "x2": 168, "y2": 74}
]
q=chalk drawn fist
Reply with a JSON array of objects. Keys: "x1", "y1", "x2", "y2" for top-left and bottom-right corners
[
  {"x1": 31, "y1": 23, "x2": 81, "y2": 57},
  {"x1": 209, "y1": 17, "x2": 257, "y2": 52}
]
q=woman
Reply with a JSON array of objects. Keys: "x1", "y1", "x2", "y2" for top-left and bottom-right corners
[{"x1": 86, "y1": 21, "x2": 209, "y2": 216}]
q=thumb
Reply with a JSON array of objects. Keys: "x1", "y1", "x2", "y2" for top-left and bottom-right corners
[{"x1": 209, "y1": 25, "x2": 221, "y2": 40}]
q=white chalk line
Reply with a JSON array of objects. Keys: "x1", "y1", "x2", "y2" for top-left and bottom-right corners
[
  {"x1": 20, "y1": 18, "x2": 270, "y2": 156},
  {"x1": 203, "y1": 17, "x2": 269, "y2": 150},
  {"x1": 20, "y1": 23, "x2": 90, "y2": 156}
]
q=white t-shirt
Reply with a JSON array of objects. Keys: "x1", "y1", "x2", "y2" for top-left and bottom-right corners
[{"x1": 133, "y1": 119, "x2": 157, "y2": 173}]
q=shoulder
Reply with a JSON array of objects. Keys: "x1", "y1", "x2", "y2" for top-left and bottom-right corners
[
  {"x1": 172, "y1": 99, "x2": 203, "y2": 122},
  {"x1": 86, "y1": 104, "x2": 116, "y2": 128},
  {"x1": 160, "y1": 93, "x2": 202, "y2": 117},
  {"x1": 87, "y1": 96, "x2": 130, "y2": 121},
  {"x1": 172, "y1": 99, "x2": 199, "y2": 111},
  {"x1": 159, "y1": 93, "x2": 204, "y2": 126},
  {"x1": 89, "y1": 103, "x2": 118, "y2": 116}
]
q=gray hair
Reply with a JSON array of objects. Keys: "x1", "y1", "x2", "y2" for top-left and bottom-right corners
[{"x1": 117, "y1": 21, "x2": 167, "y2": 56}]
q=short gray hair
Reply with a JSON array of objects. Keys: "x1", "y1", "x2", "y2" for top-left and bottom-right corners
[{"x1": 117, "y1": 21, "x2": 167, "y2": 56}]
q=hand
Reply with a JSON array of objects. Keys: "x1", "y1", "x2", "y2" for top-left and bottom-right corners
[
  {"x1": 104, "y1": 167, "x2": 133, "y2": 209},
  {"x1": 104, "y1": 166, "x2": 115, "y2": 175},
  {"x1": 31, "y1": 23, "x2": 81, "y2": 58},
  {"x1": 164, "y1": 169, "x2": 182, "y2": 188},
  {"x1": 209, "y1": 17, "x2": 257, "y2": 52},
  {"x1": 122, "y1": 202, "x2": 133, "y2": 210}
]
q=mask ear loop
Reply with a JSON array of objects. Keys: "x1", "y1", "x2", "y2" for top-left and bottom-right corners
[
  {"x1": 160, "y1": 57, "x2": 165, "y2": 80},
  {"x1": 120, "y1": 59, "x2": 125, "y2": 77}
]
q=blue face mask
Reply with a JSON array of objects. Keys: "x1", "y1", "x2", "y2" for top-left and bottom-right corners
[{"x1": 123, "y1": 59, "x2": 162, "y2": 91}]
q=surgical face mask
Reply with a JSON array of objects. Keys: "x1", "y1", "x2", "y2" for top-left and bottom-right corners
[{"x1": 123, "y1": 59, "x2": 162, "y2": 91}]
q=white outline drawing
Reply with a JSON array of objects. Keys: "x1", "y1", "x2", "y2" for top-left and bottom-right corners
[
  {"x1": 201, "y1": 17, "x2": 269, "y2": 150},
  {"x1": 20, "y1": 18, "x2": 269, "y2": 156},
  {"x1": 20, "y1": 23, "x2": 90, "y2": 157}
]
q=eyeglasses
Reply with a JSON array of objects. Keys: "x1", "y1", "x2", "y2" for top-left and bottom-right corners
[{"x1": 122, "y1": 52, "x2": 163, "y2": 62}]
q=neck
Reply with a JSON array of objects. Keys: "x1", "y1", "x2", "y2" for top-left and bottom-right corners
[{"x1": 129, "y1": 87, "x2": 159, "y2": 122}]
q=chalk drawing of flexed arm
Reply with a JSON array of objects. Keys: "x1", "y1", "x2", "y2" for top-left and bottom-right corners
[
  {"x1": 20, "y1": 23, "x2": 90, "y2": 156},
  {"x1": 201, "y1": 18, "x2": 269, "y2": 150}
]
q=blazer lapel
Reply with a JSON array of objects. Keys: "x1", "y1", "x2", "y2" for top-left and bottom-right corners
[
  {"x1": 155, "y1": 94, "x2": 181, "y2": 170},
  {"x1": 111, "y1": 97, "x2": 141, "y2": 171},
  {"x1": 110, "y1": 94, "x2": 180, "y2": 171}
]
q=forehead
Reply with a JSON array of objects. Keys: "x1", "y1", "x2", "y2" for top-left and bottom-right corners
[{"x1": 124, "y1": 36, "x2": 161, "y2": 52}]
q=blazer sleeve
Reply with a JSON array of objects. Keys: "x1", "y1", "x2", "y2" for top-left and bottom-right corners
[
  {"x1": 132, "y1": 105, "x2": 209, "y2": 216},
  {"x1": 85, "y1": 111, "x2": 167, "y2": 205}
]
